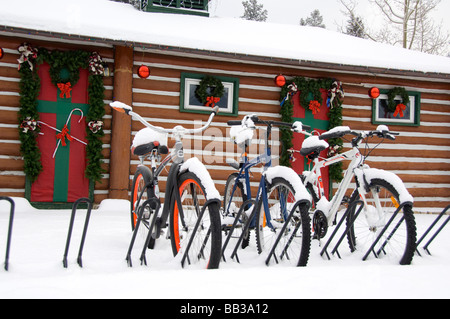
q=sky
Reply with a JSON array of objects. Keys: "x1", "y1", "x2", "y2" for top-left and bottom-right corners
[{"x1": 209, "y1": 0, "x2": 450, "y2": 35}]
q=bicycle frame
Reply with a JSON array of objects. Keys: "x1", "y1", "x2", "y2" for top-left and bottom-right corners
[
  {"x1": 112, "y1": 101, "x2": 219, "y2": 237},
  {"x1": 225, "y1": 125, "x2": 280, "y2": 229},
  {"x1": 304, "y1": 145, "x2": 365, "y2": 226}
]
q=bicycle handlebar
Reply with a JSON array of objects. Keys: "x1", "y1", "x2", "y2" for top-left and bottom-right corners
[
  {"x1": 110, "y1": 101, "x2": 219, "y2": 135},
  {"x1": 227, "y1": 115, "x2": 311, "y2": 132},
  {"x1": 318, "y1": 125, "x2": 399, "y2": 143}
]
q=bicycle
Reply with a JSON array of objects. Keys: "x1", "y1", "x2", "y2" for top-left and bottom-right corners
[
  {"x1": 110, "y1": 101, "x2": 222, "y2": 269},
  {"x1": 222, "y1": 115, "x2": 312, "y2": 266},
  {"x1": 295, "y1": 124, "x2": 417, "y2": 265}
]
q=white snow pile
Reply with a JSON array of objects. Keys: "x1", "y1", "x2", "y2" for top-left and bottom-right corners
[
  {"x1": 264, "y1": 165, "x2": 311, "y2": 202},
  {"x1": 301, "y1": 136, "x2": 329, "y2": 152},
  {"x1": 132, "y1": 127, "x2": 168, "y2": 149},
  {"x1": 0, "y1": 0, "x2": 449, "y2": 74},
  {"x1": 354, "y1": 167, "x2": 414, "y2": 204},
  {"x1": 179, "y1": 157, "x2": 221, "y2": 200},
  {"x1": 229, "y1": 116, "x2": 255, "y2": 146}
]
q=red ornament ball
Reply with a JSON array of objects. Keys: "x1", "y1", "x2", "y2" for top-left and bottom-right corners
[
  {"x1": 138, "y1": 65, "x2": 150, "y2": 79},
  {"x1": 368, "y1": 87, "x2": 380, "y2": 99},
  {"x1": 0, "y1": 48, "x2": 4, "y2": 60},
  {"x1": 274, "y1": 75, "x2": 286, "y2": 87}
]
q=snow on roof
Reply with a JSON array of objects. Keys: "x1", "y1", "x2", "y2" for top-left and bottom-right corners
[{"x1": 1, "y1": 0, "x2": 449, "y2": 75}]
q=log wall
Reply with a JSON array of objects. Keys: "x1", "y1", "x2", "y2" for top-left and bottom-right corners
[{"x1": 130, "y1": 48, "x2": 450, "y2": 213}]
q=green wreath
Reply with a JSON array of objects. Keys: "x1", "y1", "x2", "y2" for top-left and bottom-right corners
[
  {"x1": 387, "y1": 87, "x2": 410, "y2": 112},
  {"x1": 17, "y1": 44, "x2": 105, "y2": 183},
  {"x1": 38, "y1": 49, "x2": 89, "y2": 86},
  {"x1": 195, "y1": 75, "x2": 225, "y2": 105}
]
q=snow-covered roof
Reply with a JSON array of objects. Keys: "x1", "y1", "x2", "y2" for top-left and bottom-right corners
[{"x1": 1, "y1": 0, "x2": 449, "y2": 76}]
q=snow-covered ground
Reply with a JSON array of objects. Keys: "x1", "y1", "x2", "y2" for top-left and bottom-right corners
[{"x1": 1, "y1": 197, "x2": 449, "y2": 299}]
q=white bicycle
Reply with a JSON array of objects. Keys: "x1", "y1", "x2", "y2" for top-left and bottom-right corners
[{"x1": 294, "y1": 125, "x2": 417, "y2": 265}]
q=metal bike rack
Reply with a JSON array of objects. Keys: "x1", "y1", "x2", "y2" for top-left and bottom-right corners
[
  {"x1": 1, "y1": 196, "x2": 15, "y2": 271},
  {"x1": 221, "y1": 199, "x2": 256, "y2": 262},
  {"x1": 265, "y1": 200, "x2": 310, "y2": 266},
  {"x1": 125, "y1": 197, "x2": 161, "y2": 267},
  {"x1": 229, "y1": 199, "x2": 258, "y2": 264},
  {"x1": 320, "y1": 200, "x2": 364, "y2": 260},
  {"x1": 362, "y1": 202, "x2": 407, "y2": 261},
  {"x1": 181, "y1": 198, "x2": 221, "y2": 268},
  {"x1": 415, "y1": 205, "x2": 450, "y2": 256},
  {"x1": 62, "y1": 197, "x2": 93, "y2": 268}
]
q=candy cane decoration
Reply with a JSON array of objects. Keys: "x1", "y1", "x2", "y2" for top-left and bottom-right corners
[{"x1": 37, "y1": 108, "x2": 86, "y2": 158}]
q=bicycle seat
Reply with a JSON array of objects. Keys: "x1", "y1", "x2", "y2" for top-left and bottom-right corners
[
  {"x1": 132, "y1": 127, "x2": 169, "y2": 156},
  {"x1": 300, "y1": 136, "x2": 329, "y2": 158},
  {"x1": 132, "y1": 142, "x2": 168, "y2": 156}
]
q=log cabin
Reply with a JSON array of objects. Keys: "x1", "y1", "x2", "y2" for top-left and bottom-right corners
[{"x1": 0, "y1": 0, "x2": 449, "y2": 213}]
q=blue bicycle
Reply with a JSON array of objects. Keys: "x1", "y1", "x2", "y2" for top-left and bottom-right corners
[{"x1": 221, "y1": 115, "x2": 312, "y2": 266}]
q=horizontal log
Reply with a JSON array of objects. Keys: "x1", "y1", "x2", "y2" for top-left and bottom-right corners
[
  {"x1": 0, "y1": 80, "x2": 19, "y2": 92},
  {"x1": 342, "y1": 161, "x2": 450, "y2": 171},
  {"x1": 0, "y1": 142, "x2": 20, "y2": 156},
  {"x1": 0, "y1": 190, "x2": 25, "y2": 197},
  {"x1": 0, "y1": 158, "x2": 23, "y2": 170},
  {"x1": 0, "y1": 174, "x2": 25, "y2": 188},
  {"x1": 0, "y1": 127, "x2": 19, "y2": 140}
]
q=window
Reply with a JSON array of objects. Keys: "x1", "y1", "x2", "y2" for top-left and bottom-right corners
[
  {"x1": 180, "y1": 73, "x2": 239, "y2": 116},
  {"x1": 146, "y1": 0, "x2": 209, "y2": 16},
  {"x1": 372, "y1": 90, "x2": 421, "y2": 126}
]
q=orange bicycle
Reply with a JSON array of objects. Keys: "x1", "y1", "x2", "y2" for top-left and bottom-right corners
[{"x1": 111, "y1": 102, "x2": 222, "y2": 269}]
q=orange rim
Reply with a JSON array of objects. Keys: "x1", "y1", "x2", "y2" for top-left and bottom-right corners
[
  {"x1": 132, "y1": 174, "x2": 144, "y2": 228},
  {"x1": 173, "y1": 178, "x2": 203, "y2": 252}
]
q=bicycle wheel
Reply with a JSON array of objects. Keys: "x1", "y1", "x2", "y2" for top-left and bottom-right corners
[
  {"x1": 130, "y1": 166, "x2": 153, "y2": 230},
  {"x1": 347, "y1": 179, "x2": 417, "y2": 265},
  {"x1": 170, "y1": 171, "x2": 222, "y2": 269},
  {"x1": 130, "y1": 166, "x2": 157, "y2": 249},
  {"x1": 223, "y1": 173, "x2": 251, "y2": 248},
  {"x1": 255, "y1": 177, "x2": 311, "y2": 266},
  {"x1": 301, "y1": 174, "x2": 328, "y2": 239}
]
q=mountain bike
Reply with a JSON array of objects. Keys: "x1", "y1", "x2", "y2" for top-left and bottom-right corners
[
  {"x1": 222, "y1": 115, "x2": 312, "y2": 266},
  {"x1": 296, "y1": 125, "x2": 416, "y2": 265},
  {"x1": 110, "y1": 102, "x2": 222, "y2": 269}
]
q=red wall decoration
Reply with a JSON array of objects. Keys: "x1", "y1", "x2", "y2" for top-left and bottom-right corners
[{"x1": 30, "y1": 62, "x2": 90, "y2": 203}]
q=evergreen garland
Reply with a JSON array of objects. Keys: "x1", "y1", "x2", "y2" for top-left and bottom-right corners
[
  {"x1": 18, "y1": 65, "x2": 42, "y2": 182},
  {"x1": 279, "y1": 76, "x2": 344, "y2": 182},
  {"x1": 37, "y1": 49, "x2": 90, "y2": 86},
  {"x1": 85, "y1": 73, "x2": 106, "y2": 182},
  {"x1": 18, "y1": 44, "x2": 105, "y2": 183}
]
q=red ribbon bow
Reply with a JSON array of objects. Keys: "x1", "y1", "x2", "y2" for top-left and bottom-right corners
[
  {"x1": 309, "y1": 100, "x2": 321, "y2": 115},
  {"x1": 394, "y1": 103, "x2": 406, "y2": 117},
  {"x1": 57, "y1": 82, "x2": 72, "y2": 99},
  {"x1": 206, "y1": 96, "x2": 220, "y2": 107},
  {"x1": 56, "y1": 124, "x2": 74, "y2": 146}
]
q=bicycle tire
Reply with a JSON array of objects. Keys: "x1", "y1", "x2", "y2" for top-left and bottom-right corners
[
  {"x1": 346, "y1": 178, "x2": 417, "y2": 265},
  {"x1": 170, "y1": 171, "x2": 222, "y2": 269},
  {"x1": 223, "y1": 173, "x2": 250, "y2": 249},
  {"x1": 130, "y1": 166, "x2": 153, "y2": 230},
  {"x1": 255, "y1": 177, "x2": 311, "y2": 266},
  {"x1": 130, "y1": 166, "x2": 157, "y2": 249},
  {"x1": 301, "y1": 176, "x2": 328, "y2": 239}
]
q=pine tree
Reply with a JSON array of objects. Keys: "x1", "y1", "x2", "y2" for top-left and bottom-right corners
[
  {"x1": 300, "y1": 9, "x2": 326, "y2": 28},
  {"x1": 345, "y1": 13, "x2": 366, "y2": 38},
  {"x1": 241, "y1": 0, "x2": 268, "y2": 22}
]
